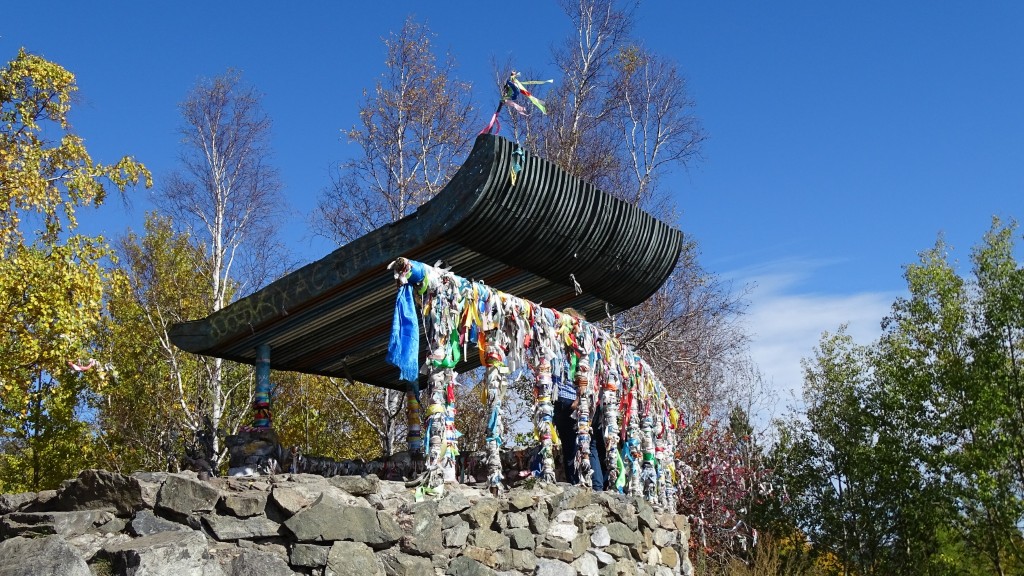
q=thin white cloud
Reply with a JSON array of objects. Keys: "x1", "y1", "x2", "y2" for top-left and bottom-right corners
[{"x1": 734, "y1": 259, "x2": 897, "y2": 415}]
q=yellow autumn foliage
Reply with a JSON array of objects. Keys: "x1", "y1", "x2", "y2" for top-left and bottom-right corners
[{"x1": 0, "y1": 49, "x2": 149, "y2": 491}]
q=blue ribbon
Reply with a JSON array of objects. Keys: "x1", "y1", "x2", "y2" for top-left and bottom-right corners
[
  {"x1": 422, "y1": 418, "x2": 433, "y2": 456},
  {"x1": 486, "y1": 404, "x2": 503, "y2": 446},
  {"x1": 387, "y1": 261, "x2": 426, "y2": 382},
  {"x1": 621, "y1": 439, "x2": 639, "y2": 464},
  {"x1": 487, "y1": 406, "x2": 500, "y2": 435}
]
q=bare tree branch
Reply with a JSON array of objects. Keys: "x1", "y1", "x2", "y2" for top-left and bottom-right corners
[
  {"x1": 330, "y1": 377, "x2": 388, "y2": 448},
  {"x1": 155, "y1": 71, "x2": 287, "y2": 458},
  {"x1": 311, "y1": 17, "x2": 474, "y2": 456},
  {"x1": 314, "y1": 17, "x2": 474, "y2": 245}
]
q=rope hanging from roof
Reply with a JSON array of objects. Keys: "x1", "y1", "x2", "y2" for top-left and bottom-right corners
[{"x1": 386, "y1": 257, "x2": 683, "y2": 505}]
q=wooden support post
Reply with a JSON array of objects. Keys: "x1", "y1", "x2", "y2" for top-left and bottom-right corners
[
  {"x1": 602, "y1": 366, "x2": 621, "y2": 491},
  {"x1": 574, "y1": 355, "x2": 593, "y2": 488},
  {"x1": 532, "y1": 358, "x2": 557, "y2": 484},
  {"x1": 641, "y1": 412, "x2": 657, "y2": 503},
  {"x1": 253, "y1": 344, "x2": 272, "y2": 429},
  {"x1": 406, "y1": 383, "x2": 423, "y2": 458},
  {"x1": 656, "y1": 417, "x2": 674, "y2": 508},
  {"x1": 626, "y1": 384, "x2": 642, "y2": 496},
  {"x1": 442, "y1": 369, "x2": 458, "y2": 483},
  {"x1": 484, "y1": 331, "x2": 507, "y2": 491},
  {"x1": 423, "y1": 368, "x2": 447, "y2": 491}
]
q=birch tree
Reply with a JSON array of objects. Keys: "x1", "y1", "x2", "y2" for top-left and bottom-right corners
[
  {"x1": 534, "y1": 0, "x2": 636, "y2": 193},
  {"x1": 98, "y1": 214, "x2": 251, "y2": 473},
  {"x1": 158, "y1": 70, "x2": 285, "y2": 461},
  {"x1": 611, "y1": 45, "x2": 705, "y2": 208},
  {"x1": 315, "y1": 16, "x2": 474, "y2": 244},
  {"x1": 270, "y1": 372, "x2": 381, "y2": 461},
  {"x1": 524, "y1": 0, "x2": 748, "y2": 420},
  {"x1": 314, "y1": 17, "x2": 474, "y2": 455}
]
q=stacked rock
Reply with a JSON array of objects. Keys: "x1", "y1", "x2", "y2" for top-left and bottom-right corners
[
  {"x1": 0, "y1": 468, "x2": 693, "y2": 576},
  {"x1": 226, "y1": 428, "x2": 284, "y2": 477}
]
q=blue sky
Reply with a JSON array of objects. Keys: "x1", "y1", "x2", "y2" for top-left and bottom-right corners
[{"x1": 7, "y1": 2, "x2": 1023, "y2": 415}]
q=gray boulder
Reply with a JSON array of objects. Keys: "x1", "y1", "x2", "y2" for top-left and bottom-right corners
[
  {"x1": 284, "y1": 493, "x2": 401, "y2": 546},
  {"x1": 270, "y1": 485, "x2": 314, "y2": 516},
  {"x1": 505, "y1": 528, "x2": 534, "y2": 550},
  {"x1": 472, "y1": 528, "x2": 510, "y2": 553},
  {"x1": 0, "y1": 535, "x2": 91, "y2": 576},
  {"x1": 156, "y1": 473, "x2": 220, "y2": 516},
  {"x1": 55, "y1": 469, "x2": 148, "y2": 515},
  {"x1": 443, "y1": 520, "x2": 471, "y2": 548},
  {"x1": 29, "y1": 489, "x2": 58, "y2": 511},
  {"x1": 572, "y1": 552, "x2": 599, "y2": 576},
  {"x1": 399, "y1": 499, "x2": 443, "y2": 555},
  {"x1": 510, "y1": 549, "x2": 537, "y2": 572},
  {"x1": 507, "y1": 492, "x2": 535, "y2": 512},
  {"x1": 436, "y1": 489, "x2": 471, "y2": 516},
  {"x1": 597, "y1": 494, "x2": 638, "y2": 531},
  {"x1": 527, "y1": 509, "x2": 550, "y2": 535},
  {"x1": 224, "y1": 547, "x2": 299, "y2": 575},
  {"x1": 290, "y1": 543, "x2": 331, "y2": 568},
  {"x1": 610, "y1": 558, "x2": 640, "y2": 576},
  {"x1": 131, "y1": 471, "x2": 169, "y2": 509},
  {"x1": 204, "y1": 514, "x2": 281, "y2": 540},
  {"x1": 379, "y1": 548, "x2": 434, "y2": 576},
  {"x1": 105, "y1": 530, "x2": 223, "y2": 576},
  {"x1": 326, "y1": 540, "x2": 384, "y2": 576},
  {"x1": 606, "y1": 522, "x2": 639, "y2": 546},
  {"x1": 0, "y1": 492, "x2": 36, "y2": 515},
  {"x1": 446, "y1": 555, "x2": 497, "y2": 576},
  {"x1": 553, "y1": 486, "x2": 592, "y2": 511},
  {"x1": 220, "y1": 492, "x2": 268, "y2": 517},
  {"x1": 129, "y1": 509, "x2": 192, "y2": 537},
  {"x1": 328, "y1": 474, "x2": 379, "y2": 496},
  {"x1": 653, "y1": 528, "x2": 676, "y2": 547},
  {"x1": 1, "y1": 510, "x2": 113, "y2": 538},
  {"x1": 67, "y1": 531, "x2": 131, "y2": 562},
  {"x1": 535, "y1": 558, "x2": 577, "y2": 576},
  {"x1": 591, "y1": 525, "x2": 611, "y2": 547},
  {"x1": 592, "y1": 548, "x2": 614, "y2": 567},
  {"x1": 633, "y1": 497, "x2": 658, "y2": 532},
  {"x1": 462, "y1": 497, "x2": 501, "y2": 529},
  {"x1": 269, "y1": 478, "x2": 362, "y2": 516}
]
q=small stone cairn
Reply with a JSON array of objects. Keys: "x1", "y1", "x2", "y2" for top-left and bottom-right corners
[{"x1": 0, "y1": 469, "x2": 693, "y2": 576}]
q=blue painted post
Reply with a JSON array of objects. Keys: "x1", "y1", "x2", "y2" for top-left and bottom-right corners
[{"x1": 253, "y1": 344, "x2": 272, "y2": 429}]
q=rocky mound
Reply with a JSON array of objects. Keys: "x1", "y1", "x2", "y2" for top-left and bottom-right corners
[{"x1": 0, "y1": 469, "x2": 692, "y2": 576}]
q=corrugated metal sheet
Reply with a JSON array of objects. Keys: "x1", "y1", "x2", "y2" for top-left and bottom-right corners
[{"x1": 168, "y1": 134, "x2": 683, "y2": 390}]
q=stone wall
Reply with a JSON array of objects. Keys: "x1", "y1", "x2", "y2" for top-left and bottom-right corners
[{"x1": 0, "y1": 469, "x2": 692, "y2": 576}]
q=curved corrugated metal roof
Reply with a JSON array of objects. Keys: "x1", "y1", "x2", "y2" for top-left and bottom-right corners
[{"x1": 169, "y1": 134, "x2": 683, "y2": 389}]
